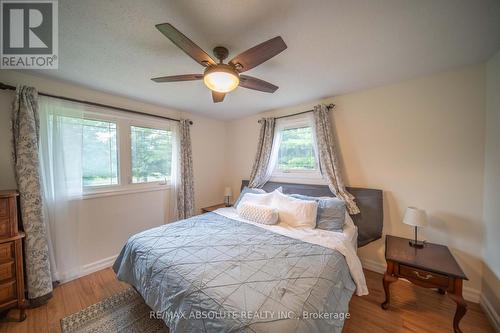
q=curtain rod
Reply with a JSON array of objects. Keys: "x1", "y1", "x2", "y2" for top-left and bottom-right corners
[
  {"x1": 258, "y1": 103, "x2": 335, "y2": 123},
  {"x1": 0, "y1": 82, "x2": 193, "y2": 125}
]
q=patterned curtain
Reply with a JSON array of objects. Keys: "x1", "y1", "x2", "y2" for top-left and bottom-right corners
[
  {"x1": 249, "y1": 117, "x2": 276, "y2": 188},
  {"x1": 176, "y1": 119, "x2": 195, "y2": 219},
  {"x1": 12, "y1": 86, "x2": 53, "y2": 302},
  {"x1": 312, "y1": 104, "x2": 360, "y2": 214}
]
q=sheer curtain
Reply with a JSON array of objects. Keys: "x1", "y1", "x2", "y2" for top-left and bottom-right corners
[
  {"x1": 169, "y1": 122, "x2": 180, "y2": 222},
  {"x1": 39, "y1": 97, "x2": 83, "y2": 281}
]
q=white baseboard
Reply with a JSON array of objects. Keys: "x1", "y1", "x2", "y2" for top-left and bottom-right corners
[
  {"x1": 463, "y1": 286, "x2": 481, "y2": 304},
  {"x1": 81, "y1": 254, "x2": 118, "y2": 276},
  {"x1": 58, "y1": 254, "x2": 118, "y2": 284},
  {"x1": 359, "y1": 257, "x2": 480, "y2": 303},
  {"x1": 360, "y1": 258, "x2": 386, "y2": 274},
  {"x1": 481, "y1": 294, "x2": 500, "y2": 333}
]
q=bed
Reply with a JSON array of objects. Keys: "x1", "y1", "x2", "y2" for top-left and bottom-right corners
[{"x1": 113, "y1": 180, "x2": 383, "y2": 333}]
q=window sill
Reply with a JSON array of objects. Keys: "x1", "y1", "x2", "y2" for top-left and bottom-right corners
[
  {"x1": 82, "y1": 184, "x2": 171, "y2": 200},
  {"x1": 270, "y1": 172, "x2": 326, "y2": 185}
]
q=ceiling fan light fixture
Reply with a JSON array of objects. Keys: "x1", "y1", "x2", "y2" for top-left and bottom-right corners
[
  {"x1": 203, "y1": 65, "x2": 240, "y2": 93},
  {"x1": 152, "y1": 24, "x2": 287, "y2": 103}
]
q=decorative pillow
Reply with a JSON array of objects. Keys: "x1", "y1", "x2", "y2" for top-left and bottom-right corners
[
  {"x1": 271, "y1": 190, "x2": 318, "y2": 229},
  {"x1": 237, "y1": 202, "x2": 278, "y2": 225},
  {"x1": 290, "y1": 194, "x2": 346, "y2": 231},
  {"x1": 234, "y1": 187, "x2": 266, "y2": 208}
]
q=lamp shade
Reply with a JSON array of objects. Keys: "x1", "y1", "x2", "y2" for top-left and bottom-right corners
[
  {"x1": 224, "y1": 187, "x2": 233, "y2": 197},
  {"x1": 203, "y1": 65, "x2": 240, "y2": 93},
  {"x1": 402, "y1": 207, "x2": 428, "y2": 227}
]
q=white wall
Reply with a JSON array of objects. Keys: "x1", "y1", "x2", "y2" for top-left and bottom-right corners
[
  {"x1": 482, "y1": 50, "x2": 500, "y2": 328},
  {"x1": 78, "y1": 190, "x2": 170, "y2": 269},
  {"x1": 0, "y1": 70, "x2": 228, "y2": 277},
  {"x1": 226, "y1": 65, "x2": 486, "y2": 300}
]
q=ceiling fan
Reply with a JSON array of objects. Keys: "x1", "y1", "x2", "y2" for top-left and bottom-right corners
[{"x1": 151, "y1": 23, "x2": 287, "y2": 103}]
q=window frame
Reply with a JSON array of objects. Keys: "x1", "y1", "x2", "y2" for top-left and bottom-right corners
[
  {"x1": 129, "y1": 123, "x2": 174, "y2": 186},
  {"x1": 79, "y1": 105, "x2": 175, "y2": 198},
  {"x1": 270, "y1": 115, "x2": 325, "y2": 184},
  {"x1": 78, "y1": 111, "x2": 121, "y2": 194}
]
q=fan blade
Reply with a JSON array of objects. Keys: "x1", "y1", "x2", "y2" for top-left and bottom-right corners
[
  {"x1": 229, "y1": 36, "x2": 287, "y2": 73},
  {"x1": 212, "y1": 91, "x2": 225, "y2": 103},
  {"x1": 156, "y1": 23, "x2": 216, "y2": 67},
  {"x1": 151, "y1": 74, "x2": 203, "y2": 83},
  {"x1": 239, "y1": 75, "x2": 278, "y2": 93}
]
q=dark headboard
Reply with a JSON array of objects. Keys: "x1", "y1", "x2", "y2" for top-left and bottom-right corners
[{"x1": 241, "y1": 180, "x2": 383, "y2": 247}]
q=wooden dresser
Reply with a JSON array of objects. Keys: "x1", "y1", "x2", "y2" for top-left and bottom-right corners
[{"x1": 0, "y1": 190, "x2": 26, "y2": 321}]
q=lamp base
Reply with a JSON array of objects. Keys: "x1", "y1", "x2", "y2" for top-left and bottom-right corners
[{"x1": 409, "y1": 240, "x2": 425, "y2": 248}]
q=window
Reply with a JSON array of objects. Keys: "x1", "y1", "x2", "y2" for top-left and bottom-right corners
[
  {"x1": 82, "y1": 119, "x2": 118, "y2": 187},
  {"x1": 271, "y1": 115, "x2": 323, "y2": 183},
  {"x1": 39, "y1": 98, "x2": 176, "y2": 198},
  {"x1": 61, "y1": 106, "x2": 175, "y2": 195},
  {"x1": 277, "y1": 126, "x2": 316, "y2": 171},
  {"x1": 131, "y1": 126, "x2": 173, "y2": 183}
]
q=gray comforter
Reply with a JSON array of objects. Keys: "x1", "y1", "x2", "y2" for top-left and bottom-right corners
[{"x1": 113, "y1": 212, "x2": 355, "y2": 333}]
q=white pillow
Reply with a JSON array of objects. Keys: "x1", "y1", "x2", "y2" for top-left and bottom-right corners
[
  {"x1": 237, "y1": 202, "x2": 278, "y2": 225},
  {"x1": 238, "y1": 191, "x2": 274, "y2": 207},
  {"x1": 271, "y1": 190, "x2": 318, "y2": 229}
]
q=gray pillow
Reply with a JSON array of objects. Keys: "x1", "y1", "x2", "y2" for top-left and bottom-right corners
[
  {"x1": 290, "y1": 194, "x2": 346, "y2": 231},
  {"x1": 234, "y1": 187, "x2": 266, "y2": 208}
]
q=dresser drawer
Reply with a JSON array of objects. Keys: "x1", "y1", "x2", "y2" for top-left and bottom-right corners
[
  {"x1": 399, "y1": 264, "x2": 449, "y2": 287},
  {"x1": 0, "y1": 281, "x2": 16, "y2": 304},
  {"x1": 0, "y1": 218, "x2": 12, "y2": 238},
  {"x1": 0, "y1": 242, "x2": 14, "y2": 261},
  {"x1": 0, "y1": 262, "x2": 15, "y2": 282},
  {"x1": 0, "y1": 199, "x2": 7, "y2": 218}
]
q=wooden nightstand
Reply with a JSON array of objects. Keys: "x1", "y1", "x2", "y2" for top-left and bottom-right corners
[
  {"x1": 382, "y1": 235, "x2": 468, "y2": 333},
  {"x1": 201, "y1": 203, "x2": 229, "y2": 213}
]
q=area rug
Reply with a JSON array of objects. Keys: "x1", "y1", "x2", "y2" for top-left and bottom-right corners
[{"x1": 60, "y1": 287, "x2": 168, "y2": 333}]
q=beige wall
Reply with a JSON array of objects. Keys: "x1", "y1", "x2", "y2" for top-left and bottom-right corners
[
  {"x1": 482, "y1": 50, "x2": 500, "y2": 326},
  {"x1": 0, "y1": 70, "x2": 228, "y2": 275},
  {"x1": 227, "y1": 65, "x2": 486, "y2": 299},
  {"x1": 0, "y1": 90, "x2": 16, "y2": 189}
]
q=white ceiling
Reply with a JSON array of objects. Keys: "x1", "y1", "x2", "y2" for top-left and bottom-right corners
[{"x1": 29, "y1": 0, "x2": 500, "y2": 120}]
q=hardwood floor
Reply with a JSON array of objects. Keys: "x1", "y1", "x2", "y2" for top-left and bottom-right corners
[
  {"x1": 345, "y1": 270, "x2": 493, "y2": 333},
  {"x1": 0, "y1": 268, "x2": 494, "y2": 333}
]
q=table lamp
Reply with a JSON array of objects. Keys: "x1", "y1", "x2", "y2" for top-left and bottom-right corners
[
  {"x1": 223, "y1": 187, "x2": 232, "y2": 207},
  {"x1": 403, "y1": 207, "x2": 428, "y2": 248}
]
